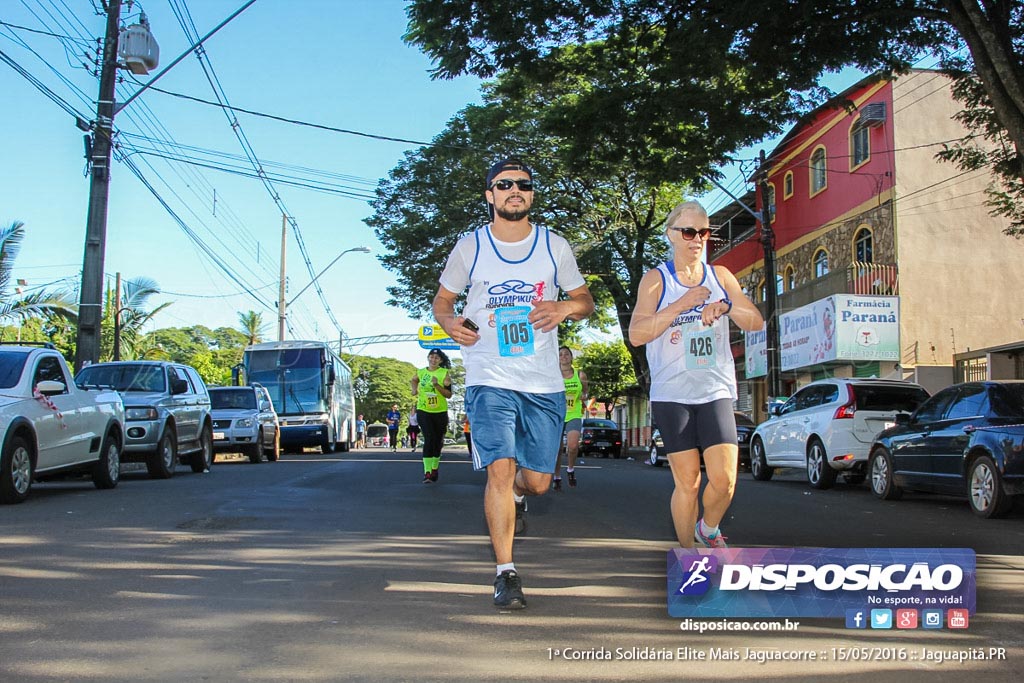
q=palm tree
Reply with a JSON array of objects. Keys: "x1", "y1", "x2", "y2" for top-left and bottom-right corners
[
  {"x1": 0, "y1": 221, "x2": 78, "y2": 333},
  {"x1": 101, "y1": 277, "x2": 172, "y2": 361},
  {"x1": 237, "y1": 310, "x2": 266, "y2": 346}
]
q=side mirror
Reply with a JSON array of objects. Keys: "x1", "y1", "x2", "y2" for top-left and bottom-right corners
[
  {"x1": 260, "y1": 401, "x2": 272, "y2": 411},
  {"x1": 35, "y1": 380, "x2": 66, "y2": 396},
  {"x1": 894, "y1": 413, "x2": 911, "y2": 426},
  {"x1": 326, "y1": 364, "x2": 336, "y2": 385},
  {"x1": 171, "y1": 378, "x2": 189, "y2": 395},
  {"x1": 768, "y1": 404, "x2": 782, "y2": 417}
]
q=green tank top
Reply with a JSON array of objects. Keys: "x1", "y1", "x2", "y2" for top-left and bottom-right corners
[
  {"x1": 564, "y1": 368, "x2": 584, "y2": 421},
  {"x1": 416, "y1": 367, "x2": 449, "y2": 413}
]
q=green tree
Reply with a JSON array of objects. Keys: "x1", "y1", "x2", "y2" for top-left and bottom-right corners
[
  {"x1": 366, "y1": 80, "x2": 688, "y2": 389},
  {"x1": 0, "y1": 221, "x2": 78, "y2": 333},
  {"x1": 406, "y1": 0, "x2": 1024, "y2": 232},
  {"x1": 576, "y1": 341, "x2": 636, "y2": 417},
  {"x1": 237, "y1": 310, "x2": 266, "y2": 346},
  {"x1": 101, "y1": 277, "x2": 171, "y2": 361},
  {"x1": 344, "y1": 355, "x2": 419, "y2": 426}
]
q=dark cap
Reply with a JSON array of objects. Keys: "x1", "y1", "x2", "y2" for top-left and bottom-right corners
[
  {"x1": 428, "y1": 348, "x2": 443, "y2": 355},
  {"x1": 486, "y1": 158, "x2": 533, "y2": 187}
]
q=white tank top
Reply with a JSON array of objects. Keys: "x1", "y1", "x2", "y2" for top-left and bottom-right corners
[
  {"x1": 647, "y1": 262, "x2": 737, "y2": 404},
  {"x1": 462, "y1": 226, "x2": 563, "y2": 393}
]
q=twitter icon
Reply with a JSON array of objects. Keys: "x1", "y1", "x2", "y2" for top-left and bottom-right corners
[{"x1": 870, "y1": 609, "x2": 893, "y2": 629}]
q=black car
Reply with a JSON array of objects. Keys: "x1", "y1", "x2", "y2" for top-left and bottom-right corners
[
  {"x1": 648, "y1": 412, "x2": 756, "y2": 468},
  {"x1": 868, "y1": 380, "x2": 1024, "y2": 518},
  {"x1": 579, "y1": 418, "x2": 623, "y2": 458}
]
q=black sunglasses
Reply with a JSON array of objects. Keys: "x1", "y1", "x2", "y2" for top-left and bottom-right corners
[
  {"x1": 490, "y1": 178, "x2": 534, "y2": 192},
  {"x1": 669, "y1": 226, "x2": 713, "y2": 241}
]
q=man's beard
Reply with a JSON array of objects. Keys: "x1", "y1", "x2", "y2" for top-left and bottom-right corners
[{"x1": 495, "y1": 204, "x2": 529, "y2": 222}]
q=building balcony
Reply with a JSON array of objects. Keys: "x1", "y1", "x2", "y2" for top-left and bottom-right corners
[{"x1": 757, "y1": 262, "x2": 898, "y2": 316}]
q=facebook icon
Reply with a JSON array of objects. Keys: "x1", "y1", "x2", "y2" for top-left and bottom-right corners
[{"x1": 845, "y1": 609, "x2": 867, "y2": 629}]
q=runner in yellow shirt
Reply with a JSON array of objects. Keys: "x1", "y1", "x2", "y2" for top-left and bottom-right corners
[{"x1": 553, "y1": 346, "x2": 588, "y2": 490}]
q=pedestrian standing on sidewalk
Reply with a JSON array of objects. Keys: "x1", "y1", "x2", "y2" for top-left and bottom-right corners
[
  {"x1": 411, "y1": 348, "x2": 453, "y2": 483},
  {"x1": 406, "y1": 409, "x2": 421, "y2": 452},
  {"x1": 433, "y1": 158, "x2": 594, "y2": 610},
  {"x1": 552, "y1": 346, "x2": 588, "y2": 491},
  {"x1": 355, "y1": 414, "x2": 366, "y2": 449},
  {"x1": 628, "y1": 200, "x2": 763, "y2": 549}
]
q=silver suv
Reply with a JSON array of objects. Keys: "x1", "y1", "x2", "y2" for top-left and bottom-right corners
[
  {"x1": 209, "y1": 385, "x2": 279, "y2": 463},
  {"x1": 75, "y1": 361, "x2": 213, "y2": 478}
]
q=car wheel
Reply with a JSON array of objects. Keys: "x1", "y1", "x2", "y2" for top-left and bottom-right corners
[
  {"x1": 869, "y1": 448, "x2": 902, "y2": 500},
  {"x1": 968, "y1": 455, "x2": 1013, "y2": 519},
  {"x1": 265, "y1": 429, "x2": 280, "y2": 462},
  {"x1": 806, "y1": 438, "x2": 836, "y2": 490},
  {"x1": 321, "y1": 427, "x2": 335, "y2": 454},
  {"x1": 750, "y1": 438, "x2": 774, "y2": 481},
  {"x1": 190, "y1": 425, "x2": 214, "y2": 473},
  {"x1": 147, "y1": 428, "x2": 177, "y2": 479},
  {"x1": 1, "y1": 435, "x2": 33, "y2": 504},
  {"x1": 649, "y1": 445, "x2": 662, "y2": 467},
  {"x1": 247, "y1": 431, "x2": 264, "y2": 464},
  {"x1": 91, "y1": 428, "x2": 121, "y2": 490}
]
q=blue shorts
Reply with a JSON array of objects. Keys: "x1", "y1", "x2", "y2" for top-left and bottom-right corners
[
  {"x1": 563, "y1": 417, "x2": 583, "y2": 434},
  {"x1": 465, "y1": 385, "x2": 566, "y2": 473}
]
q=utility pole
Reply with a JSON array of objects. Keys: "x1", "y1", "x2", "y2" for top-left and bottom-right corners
[
  {"x1": 758, "y1": 149, "x2": 782, "y2": 399},
  {"x1": 113, "y1": 272, "x2": 122, "y2": 361},
  {"x1": 278, "y1": 214, "x2": 287, "y2": 342},
  {"x1": 74, "y1": 0, "x2": 122, "y2": 371}
]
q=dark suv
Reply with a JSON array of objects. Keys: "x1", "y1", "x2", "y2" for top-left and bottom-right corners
[{"x1": 75, "y1": 361, "x2": 214, "y2": 478}]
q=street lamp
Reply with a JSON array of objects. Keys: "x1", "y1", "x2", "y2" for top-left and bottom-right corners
[{"x1": 278, "y1": 246, "x2": 371, "y2": 341}]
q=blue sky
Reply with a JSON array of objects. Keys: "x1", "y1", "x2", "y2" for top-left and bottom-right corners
[
  {"x1": 1, "y1": 1, "x2": 873, "y2": 367},
  {"x1": 1, "y1": 0, "x2": 482, "y2": 365}
]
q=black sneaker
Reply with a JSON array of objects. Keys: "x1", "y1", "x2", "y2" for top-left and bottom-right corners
[
  {"x1": 567, "y1": 471, "x2": 577, "y2": 488},
  {"x1": 493, "y1": 570, "x2": 526, "y2": 609},
  {"x1": 429, "y1": 469, "x2": 438, "y2": 482},
  {"x1": 552, "y1": 477, "x2": 562, "y2": 491},
  {"x1": 514, "y1": 499, "x2": 527, "y2": 534},
  {"x1": 422, "y1": 472, "x2": 433, "y2": 484}
]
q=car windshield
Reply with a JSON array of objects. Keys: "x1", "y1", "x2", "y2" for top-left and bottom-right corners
[
  {"x1": 990, "y1": 384, "x2": 1024, "y2": 417},
  {"x1": 76, "y1": 364, "x2": 166, "y2": 392},
  {"x1": 210, "y1": 389, "x2": 256, "y2": 410},
  {"x1": 0, "y1": 351, "x2": 30, "y2": 389},
  {"x1": 584, "y1": 419, "x2": 617, "y2": 429},
  {"x1": 852, "y1": 385, "x2": 929, "y2": 412}
]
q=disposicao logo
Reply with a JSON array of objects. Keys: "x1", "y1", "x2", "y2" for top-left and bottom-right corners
[
  {"x1": 667, "y1": 548, "x2": 975, "y2": 619},
  {"x1": 675, "y1": 555, "x2": 718, "y2": 596}
]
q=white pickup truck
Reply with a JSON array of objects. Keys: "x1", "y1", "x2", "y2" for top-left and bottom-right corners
[{"x1": 0, "y1": 342, "x2": 125, "y2": 504}]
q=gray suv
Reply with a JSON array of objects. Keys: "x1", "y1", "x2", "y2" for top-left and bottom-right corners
[
  {"x1": 209, "y1": 385, "x2": 279, "y2": 463},
  {"x1": 75, "y1": 361, "x2": 213, "y2": 478}
]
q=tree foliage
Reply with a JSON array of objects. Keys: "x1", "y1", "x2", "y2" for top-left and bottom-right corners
[
  {"x1": 344, "y1": 354, "x2": 419, "y2": 427},
  {"x1": 575, "y1": 340, "x2": 636, "y2": 415},
  {"x1": 406, "y1": 0, "x2": 1024, "y2": 233},
  {"x1": 0, "y1": 221, "x2": 78, "y2": 329},
  {"x1": 366, "y1": 73, "x2": 691, "y2": 389}
]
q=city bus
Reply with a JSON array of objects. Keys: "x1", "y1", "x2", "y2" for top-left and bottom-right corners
[{"x1": 242, "y1": 340, "x2": 356, "y2": 453}]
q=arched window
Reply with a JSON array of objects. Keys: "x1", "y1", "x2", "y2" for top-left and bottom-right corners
[
  {"x1": 810, "y1": 146, "x2": 827, "y2": 195},
  {"x1": 784, "y1": 265, "x2": 796, "y2": 291},
  {"x1": 854, "y1": 227, "x2": 873, "y2": 263},
  {"x1": 765, "y1": 183, "x2": 777, "y2": 223},
  {"x1": 783, "y1": 171, "x2": 794, "y2": 199},
  {"x1": 757, "y1": 278, "x2": 766, "y2": 303},
  {"x1": 813, "y1": 249, "x2": 830, "y2": 278}
]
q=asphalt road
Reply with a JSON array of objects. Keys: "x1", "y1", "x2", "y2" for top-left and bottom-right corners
[{"x1": 0, "y1": 446, "x2": 1021, "y2": 682}]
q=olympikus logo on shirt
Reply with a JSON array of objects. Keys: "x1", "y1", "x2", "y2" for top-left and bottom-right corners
[
  {"x1": 486, "y1": 279, "x2": 545, "y2": 307},
  {"x1": 670, "y1": 307, "x2": 707, "y2": 328}
]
